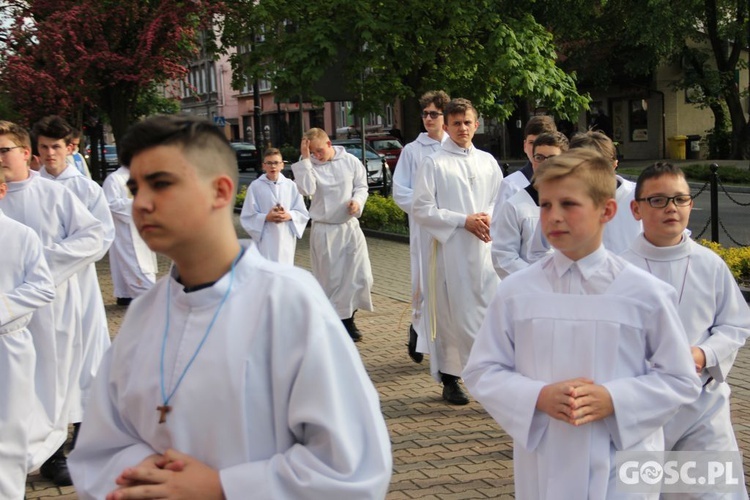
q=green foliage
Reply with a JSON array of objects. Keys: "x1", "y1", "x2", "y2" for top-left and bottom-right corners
[
  {"x1": 279, "y1": 144, "x2": 300, "y2": 162},
  {"x1": 699, "y1": 240, "x2": 750, "y2": 287},
  {"x1": 359, "y1": 194, "x2": 408, "y2": 234},
  {"x1": 680, "y1": 165, "x2": 750, "y2": 185},
  {"x1": 222, "y1": 0, "x2": 590, "y2": 122},
  {"x1": 235, "y1": 184, "x2": 248, "y2": 209}
]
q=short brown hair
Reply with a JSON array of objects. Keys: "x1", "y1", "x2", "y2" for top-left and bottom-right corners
[
  {"x1": 533, "y1": 131, "x2": 569, "y2": 153},
  {"x1": 524, "y1": 115, "x2": 556, "y2": 139},
  {"x1": 569, "y1": 130, "x2": 617, "y2": 167},
  {"x1": 533, "y1": 149, "x2": 616, "y2": 206},
  {"x1": 419, "y1": 90, "x2": 450, "y2": 111},
  {"x1": 264, "y1": 147, "x2": 282, "y2": 159},
  {"x1": 444, "y1": 98, "x2": 478, "y2": 120},
  {"x1": 635, "y1": 162, "x2": 688, "y2": 199},
  {"x1": 0, "y1": 121, "x2": 32, "y2": 149},
  {"x1": 33, "y1": 115, "x2": 74, "y2": 143}
]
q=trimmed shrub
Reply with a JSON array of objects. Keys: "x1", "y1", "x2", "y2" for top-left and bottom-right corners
[
  {"x1": 699, "y1": 240, "x2": 750, "y2": 287},
  {"x1": 360, "y1": 194, "x2": 408, "y2": 235}
]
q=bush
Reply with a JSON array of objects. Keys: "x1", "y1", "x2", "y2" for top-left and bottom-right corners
[
  {"x1": 235, "y1": 184, "x2": 248, "y2": 209},
  {"x1": 279, "y1": 144, "x2": 300, "y2": 162},
  {"x1": 681, "y1": 164, "x2": 750, "y2": 184},
  {"x1": 360, "y1": 194, "x2": 408, "y2": 235},
  {"x1": 698, "y1": 240, "x2": 750, "y2": 287}
]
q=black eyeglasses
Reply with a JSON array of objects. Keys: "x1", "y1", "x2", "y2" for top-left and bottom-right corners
[
  {"x1": 421, "y1": 111, "x2": 443, "y2": 119},
  {"x1": 533, "y1": 153, "x2": 558, "y2": 163},
  {"x1": 636, "y1": 195, "x2": 693, "y2": 208},
  {"x1": 0, "y1": 146, "x2": 22, "y2": 154}
]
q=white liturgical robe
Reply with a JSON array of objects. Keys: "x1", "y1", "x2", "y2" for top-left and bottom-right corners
[
  {"x1": 622, "y1": 232, "x2": 750, "y2": 500},
  {"x1": 0, "y1": 211, "x2": 55, "y2": 500},
  {"x1": 41, "y1": 165, "x2": 115, "y2": 418},
  {"x1": 240, "y1": 174, "x2": 309, "y2": 264},
  {"x1": 393, "y1": 132, "x2": 444, "y2": 352},
  {"x1": 291, "y1": 147, "x2": 373, "y2": 318},
  {"x1": 68, "y1": 245, "x2": 392, "y2": 499},
  {"x1": 490, "y1": 186, "x2": 551, "y2": 278},
  {"x1": 493, "y1": 162, "x2": 532, "y2": 209},
  {"x1": 0, "y1": 170, "x2": 104, "y2": 470},
  {"x1": 412, "y1": 139, "x2": 503, "y2": 380},
  {"x1": 463, "y1": 248, "x2": 701, "y2": 499},
  {"x1": 102, "y1": 166, "x2": 158, "y2": 298}
]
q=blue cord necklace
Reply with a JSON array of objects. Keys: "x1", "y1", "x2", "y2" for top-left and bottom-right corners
[{"x1": 157, "y1": 249, "x2": 243, "y2": 424}]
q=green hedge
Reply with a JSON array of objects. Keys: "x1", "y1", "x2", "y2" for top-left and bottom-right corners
[{"x1": 360, "y1": 194, "x2": 408, "y2": 235}]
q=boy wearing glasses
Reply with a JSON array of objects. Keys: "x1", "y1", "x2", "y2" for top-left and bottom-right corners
[
  {"x1": 393, "y1": 90, "x2": 449, "y2": 364},
  {"x1": 622, "y1": 163, "x2": 750, "y2": 498},
  {"x1": 491, "y1": 132, "x2": 568, "y2": 277},
  {"x1": 464, "y1": 150, "x2": 700, "y2": 498},
  {"x1": 240, "y1": 148, "x2": 309, "y2": 264},
  {"x1": 0, "y1": 121, "x2": 104, "y2": 486}
]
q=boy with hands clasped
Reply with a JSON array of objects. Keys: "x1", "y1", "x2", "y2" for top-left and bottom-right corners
[{"x1": 463, "y1": 149, "x2": 700, "y2": 498}]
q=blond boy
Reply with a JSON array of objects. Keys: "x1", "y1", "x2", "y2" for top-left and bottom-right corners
[
  {"x1": 464, "y1": 149, "x2": 700, "y2": 498},
  {"x1": 240, "y1": 147, "x2": 309, "y2": 264},
  {"x1": 291, "y1": 128, "x2": 374, "y2": 341}
]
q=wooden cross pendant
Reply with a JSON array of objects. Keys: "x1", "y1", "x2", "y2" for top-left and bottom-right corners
[{"x1": 157, "y1": 404, "x2": 172, "y2": 424}]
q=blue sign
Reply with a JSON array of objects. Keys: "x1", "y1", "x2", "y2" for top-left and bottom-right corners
[{"x1": 214, "y1": 116, "x2": 226, "y2": 127}]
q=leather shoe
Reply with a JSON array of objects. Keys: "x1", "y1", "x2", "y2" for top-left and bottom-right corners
[
  {"x1": 407, "y1": 325, "x2": 423, "y2": 363},
  {"x1": 342, "y1": 317, "x2": 362, "y2": 342},
  {"x1": 116, "y1": 297, "x2": 132, "y2": 306},
  {"x1": 442, "y1": 380, "x2": 470, "y2": 405},
  {"x1": 39, "y1": 455, "x2": 72, "y2": 486}
]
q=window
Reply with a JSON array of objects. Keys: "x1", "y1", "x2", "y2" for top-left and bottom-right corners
[{"x1": 629, "y1": 99, "x2": 648, "y2": 142}]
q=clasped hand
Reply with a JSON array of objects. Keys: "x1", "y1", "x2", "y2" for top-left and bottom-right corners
[
  {"x1": 536, "y1": 377, "x2": 614, "y2": 426},
  {"x1": 465, "y1": 212, "x2": 491, "y2": 242}
]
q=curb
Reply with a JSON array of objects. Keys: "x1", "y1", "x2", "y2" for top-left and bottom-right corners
[{"x1": 361, "y1": 227, "x2": 409, "y2": 244}]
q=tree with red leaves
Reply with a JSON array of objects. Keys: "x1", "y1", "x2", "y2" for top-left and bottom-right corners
[{"x1": 1, "y1": 0, "x2": 221, "y2": 145}]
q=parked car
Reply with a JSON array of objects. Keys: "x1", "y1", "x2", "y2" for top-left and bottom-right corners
[
  {"x1": 366, "y1": 135, "x2": 403, "y2": 173},
  {"x1": 103, "y1": 144, "x2": 119, "y2": 170},
  {"x1": 331, "y1": 139, "x2": 392, "y2": 196},
  {"x1": 229, "y1": 142, "x2": 260, "y2": 173}
]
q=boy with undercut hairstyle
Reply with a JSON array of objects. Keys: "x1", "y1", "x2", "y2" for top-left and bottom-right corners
[
  {"x1": 464, "y1": 149, "x2": 700, "y2": 498},
  {"x1": 622, "y1": 162, "x2": 750, "y2": 499},
  {"x1": 33, "y1": 115, "x2": 116, "y2": 454},
  {"x1": 0, "y1": 120, "x2": 104, "y2": 486},
  {"x1": 240, "y1": 147, "x2": 309, "y2": 264},
  {"x1": 0, "y1": 168, "x2": 56, "y2": 499},
  {"x1": 292, "y1": 127, "x2": 374, "y2": 341},
  {"x1": 493, "y1": 115, "x2": 557, "y2": 209},
  {"x1": 491, "y1": 131, "x2": 568, "y2": 277},
  {"x1": 68, "y1": 115, "x2": 391, "y2": 499},
  {"x1": 393, "y1": 89, "x2": 450, "y2": 364}
]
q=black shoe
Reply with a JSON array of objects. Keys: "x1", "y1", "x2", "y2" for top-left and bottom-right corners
[
  {"x1": 407, "y1": 325, "x2": 423, "y2": 363},
  {"x1": 342, "y1": 317, "x2": 362, "y2": 342},
  {"x1": 39, "y1": 454, "x2": 72, "y2": 486},
  {"x1": 442, "y1": 379, "x2": 470, "y2": 405},
  {"x1": 116, "y1": 297, "x2": 132, "y2": 306}
]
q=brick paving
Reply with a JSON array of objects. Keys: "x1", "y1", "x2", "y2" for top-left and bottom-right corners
[{"x1": 26, "y1": 216, "x2": 750, "y2": 498}]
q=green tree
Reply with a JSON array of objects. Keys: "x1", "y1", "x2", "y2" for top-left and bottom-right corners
[{"x1": 222, "y1": 0, "x2": 590, "y2": 141}]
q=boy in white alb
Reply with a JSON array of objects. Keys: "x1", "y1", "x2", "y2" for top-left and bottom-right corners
[
  {"x1": 0, "y1": 170, "x2": 56, "y2": 499},
  {"x1": 240, "y1": 147, "x2": 309, "y2": 264},
  {"x1": 491, "y1": 131, "x2": 567, "y2": 278},
  {"x1": 69, "y1": 115, "x2": 392, "y2": 499},
  {"x1": 412, "y1": 98, "x2": 503, "y2": 405},
  {"x1": 0, "y1": 121, "x2": 104, "y2": 486},
  {"x1": 392, "y1": 90, "x2": 450, "y2": 363},
  {"x1": 622, "y1": 162, "x2": 750, "y2": 499},
  {"x1": 34, "y1": 115, "x2": 116, "y2": 451},
  {"x1": 463, "y1": 149, "x2": 700, "y2": 499},
  {"x1": 291, "y1": 127, "x2": 374, "y2": 341},
  {"x1": 103, "y1": 164, "x2": 159, "y2": 305},
  {"x1": 527, "y1": 130, "x2": 642, "y2": 260}
]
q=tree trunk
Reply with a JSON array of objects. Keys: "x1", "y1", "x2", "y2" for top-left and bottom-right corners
[
  {"x1": 100, "y1": 83, "x2": 138, "y2": 147},
  {"x1": 723, "y1": 78, "x2": 747, "y2": 159}
]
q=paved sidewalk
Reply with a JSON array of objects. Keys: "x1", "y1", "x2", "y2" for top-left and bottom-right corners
[{"x1": 26, "y1": 218, "x2": 750, "y2": 498}]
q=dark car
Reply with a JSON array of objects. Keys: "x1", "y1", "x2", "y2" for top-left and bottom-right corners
[
  {"x1": 366, "y1": 135, "x2": 403, "y2": 173},
  {"x1": 103, "y1": 145, "x2": 119, "y2": 170},
  {"x1": 331, "y1": 139, "x2": 392, "y2": 196},
  {"x1": 229, "y1": 142, "x2": 260, "y2": 173}
]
